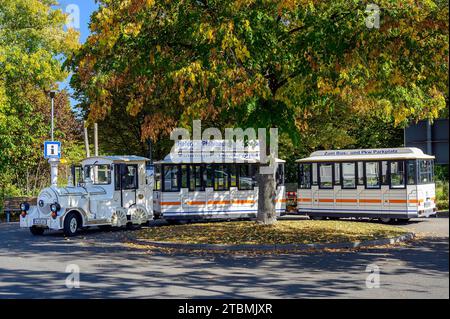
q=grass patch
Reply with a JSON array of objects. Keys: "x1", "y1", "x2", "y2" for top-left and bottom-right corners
[{"x1": 136, "y1": 220, "x2": 408, "y2": 245}]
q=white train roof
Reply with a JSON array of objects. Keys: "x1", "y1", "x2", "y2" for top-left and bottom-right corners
[
  {"x1": 82, "y1": 156, "x2": 149, "y2": 165},
  {"x1": 155, "y1": 155, "x2": 285, "y2": 164},
  {"x1": 155, "y1": 139, "x2": 285, "y2": 164},
  {"x1": 297, "y1": 147, "x2": 434, "y2": 162}
]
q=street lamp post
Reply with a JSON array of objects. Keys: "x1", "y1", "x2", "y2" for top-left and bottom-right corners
[
  {"x1": 50, "y1": 90, "x2": 56, "y2": 141},
  {"x1": 49, "y1": 91, "x2": 59, "y2": 187}
]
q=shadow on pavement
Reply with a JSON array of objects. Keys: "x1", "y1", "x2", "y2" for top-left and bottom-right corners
[{"x1": 0, "y1": 221, "x2": 448, "y2": 298}]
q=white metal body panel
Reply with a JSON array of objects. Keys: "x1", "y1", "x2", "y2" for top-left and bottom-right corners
[
  {"x1": 20, "y1": 157, "x2": 153, "y2": 231},
  {"x1": 297, "y1": 183, "x2": 436, "y2": 219},
  {"x1": 155, "y1": 185, "x2": 285, "y2": 220}
]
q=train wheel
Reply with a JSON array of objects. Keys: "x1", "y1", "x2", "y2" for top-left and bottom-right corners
[
  {"x1": 63, "y1": 212, "x2": 80, "y2": 237},
  {"x1": 379, "y1": 217, "x2": 393, "y2": 224},
  {"x1": 309, "y1": 216, "x2": 324, "y2": 221}
]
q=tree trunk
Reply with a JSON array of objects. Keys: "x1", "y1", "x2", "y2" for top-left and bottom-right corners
[{"x1": 256, "y1": 169, "x2": 277, "y2": 225}]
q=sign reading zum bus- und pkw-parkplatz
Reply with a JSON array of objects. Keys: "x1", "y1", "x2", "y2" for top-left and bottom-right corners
[{"x1": 44, "y1": 141, "x2": 61, "y2": 159}]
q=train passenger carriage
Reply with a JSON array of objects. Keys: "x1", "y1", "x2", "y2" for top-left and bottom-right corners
[
  {"x1": 153, "y1": 150, "x2": 286, "y2": 221},
  {"x1": 296, "y1": 148, "x2": 436, "y2": 222}
]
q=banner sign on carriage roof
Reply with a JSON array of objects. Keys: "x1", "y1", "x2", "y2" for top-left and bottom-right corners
[
  {"x1": 312, "y1": 148, "x2": 416, "y2": 157},
  {"x1": 169, "y1": 139, "x2": 260, "y2": 163}
]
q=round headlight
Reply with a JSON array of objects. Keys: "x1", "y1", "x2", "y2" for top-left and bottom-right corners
[
  {"x1": 50, "y1": 203, "x2": 61, "y2": 213},
  {"x1": 20, "y1": 202, "x2": 30, "y2": 211}
]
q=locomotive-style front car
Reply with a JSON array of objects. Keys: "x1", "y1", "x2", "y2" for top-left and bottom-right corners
[{"x1": 19, "y1": 156, "x2": 153, "y2": 236}]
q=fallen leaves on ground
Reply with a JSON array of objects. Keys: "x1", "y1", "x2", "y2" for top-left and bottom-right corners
[{"x1": 134, "y1": 220, "x2": 408, "y2": 245}]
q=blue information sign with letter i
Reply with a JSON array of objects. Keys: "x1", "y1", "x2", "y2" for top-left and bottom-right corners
[{"x1": 44, "y1": 141, "x2": 61, "y2": 159}]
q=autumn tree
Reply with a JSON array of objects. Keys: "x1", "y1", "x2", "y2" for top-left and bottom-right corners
[
  {"x1": 0, "y1": 0, "x2": 81, "y2": 200},
  {"x1": 69, "y1": 0, "x2": 448, "y2": 224}
]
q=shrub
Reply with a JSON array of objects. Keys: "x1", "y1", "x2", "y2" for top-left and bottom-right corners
[{"x1": 436, "y1": 181, "x2": 449, "y2": 211}]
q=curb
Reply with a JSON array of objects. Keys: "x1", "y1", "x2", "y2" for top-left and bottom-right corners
[{"x1": 132, "y1": 232, "x2": 416, "y2": 252}]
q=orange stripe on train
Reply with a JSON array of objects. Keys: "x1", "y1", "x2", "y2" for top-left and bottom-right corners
[
  {"x1": 336, "y1": 199, "x2": 358, "y2": 203},
  {"x1": 160, "y1": 201, "x2": 182, "y2": 206},
  {"x1": 186, "y1": 201, "x2": 206, "y2": 205},
  {"x1": 232, "y1": 200, "x2": 257, "y2": 204}
]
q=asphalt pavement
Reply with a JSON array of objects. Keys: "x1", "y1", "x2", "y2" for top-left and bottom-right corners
[{"x1": 0, "y1": 217, "x2": 447, "y2": 299}]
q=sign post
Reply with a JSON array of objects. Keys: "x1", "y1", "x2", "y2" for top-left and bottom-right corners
[{"x1": 44, "y1": 141, "x2": 61, "y2": 187}]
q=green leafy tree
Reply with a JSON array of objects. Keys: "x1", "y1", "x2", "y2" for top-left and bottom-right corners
[
  {"x1": 0, "y1": 0, "x2": 81, "y2": 201},
  {"x1": 69, "y1": 0, "x2": 448, "y2": 224}
]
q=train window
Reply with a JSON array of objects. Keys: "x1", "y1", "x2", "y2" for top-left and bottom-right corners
[
  {"x1": 189, "y1": 165, "x2": 203, "y2": 191},
  {"x1": 86, "y1": 164, "x2": 111, "y2": 185},
  {"x1": 298, "y1": 163, "x2": 312, "y2": 189},
  {"x1": 365, "y1": 162, "x2": 380, "y2": 189},
  {"x1": 357, "y1": 162, "x2": 364, "y2": 185},
  {"x1": 214, "y1": 164, "x2": 229, "y2": 191},
  {"x1": 342, "y1": 162, "x2": 356, "y2": 189},
  {"x1": 181, "y1": 165, "x2": 189, "y2": 189},
  {"x1": 114, "y1": 165, "x2": 121, "y2": 190},
  {"x1": 229, "y1": 165, "x2": 238, "y2": 188},
  {"x1": 276, "y1": 164, "x2": 285, "y2": 187},
  {"x1": 312, "y1": 163, "x2": 318, "y2": 185},
  {"x1": 407, "y1": 160, "x2": 416, "y2": 185},
  {"x1": 239, "y1": 164, "x2": 255, "y2": 190},
  {"x1": 163, "y1": 165, "x2": 179, "y2": 191},
  {"x1": 154, "y1": 165, "x2": 161, "y2": 191},
  {"x1": 71, "y1": 165, "x2": 84, "y2": 186},
  {"x1": 123, "y1": 165, "x2": 138, "y2": 190},
  {"x1": 418, "y1": 160, "x2": 434, "y2": 184},
  {"x1": 318, "y1": 163, "x2": 333, "y2": 189},
  {"x1": 334, "y1": 163, "x2": 341, "y2": 185},
  {"x1": 390, "y1": 161, "x2": 406, "y2": 188},
  {"x1": 204, "y1": 164, "x2": 214, "y2": 188},
  {"x1": 381, "y1": 161, "x2": 389, "y2": 185}
]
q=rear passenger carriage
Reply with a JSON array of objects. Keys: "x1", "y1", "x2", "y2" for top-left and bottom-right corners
[{"x1": 297, "y1": 148, "x2": 436, "y2": 222}]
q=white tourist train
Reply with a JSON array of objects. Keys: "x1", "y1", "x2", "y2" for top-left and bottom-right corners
[
  {"x1": 20, "y1": 143, "x2": 435, "y2": 236},
  {"x1": 19, "y1": 140, "x2": 286, "y2": 235},
  {"x1": 153, "y1": 140, "x2": 286, "y2": 222},
  {"x1": 296, "y1": 147, "x2": 437, "y2": 222},
  {"x1": 20, "y1": 156, "x2": 153, "y2": 236}
]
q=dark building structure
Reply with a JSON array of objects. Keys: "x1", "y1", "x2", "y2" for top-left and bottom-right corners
[{"x1": 404, "y1": 119, "x2": 449, "y2": 165}]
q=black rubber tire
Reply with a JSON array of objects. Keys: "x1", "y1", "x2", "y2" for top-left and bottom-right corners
[
  {"x1": 30, "y1": 226, "x2": 45, "y2": 236},
  {"x1": 63, "y1": 212, "x2": 80, "y2": 237}
]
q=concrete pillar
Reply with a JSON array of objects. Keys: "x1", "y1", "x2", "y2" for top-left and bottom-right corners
[{"x1": 49, "y1": 158, "x2": 60, "y2": 187}]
